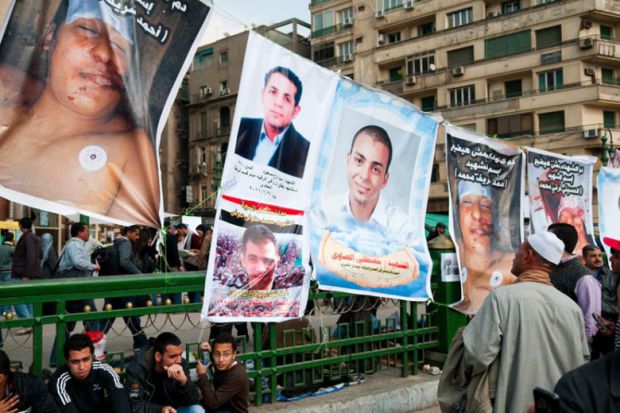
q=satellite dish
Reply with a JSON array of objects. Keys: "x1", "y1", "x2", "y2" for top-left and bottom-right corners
[{"x1": 429, "y1": 63, "x2": 437, "y2": 72}]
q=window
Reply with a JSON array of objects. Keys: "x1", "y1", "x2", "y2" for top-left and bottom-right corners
[
  {"x1": 539, "y1": 111, "x2": 565, "y2": 134},
  {"x1": 602, "y1": 68, "x2": 615, "y2": 85},
  {"x1": 199, "y1": 111, "x2": 207, "y2": 133},
  {"x1": 538, "y1": 69, "x2": 563, "y2": 92},
  {"x1": 447, "y1": 46, "x2": 474, "y2": 67},
  {"x1": 193, "y1": 48, "x2": 213, "y2": 71},
  {"x1": 485, "y1": 30, "x2": 531, "y2": 58},
  {"x1": 387, "y1": 31, "x2": 401, "y2": 43},
  {"x1": 200, "y1": 186, "x2": 208, "y2": 202},
  {"x1": 421, "y1": 96, "x2": 436, "y2": 112},
  {"x1": 219, "y1": 51, "x2": 228, "y2": 64},
  {"x1": 418, "y1": 21, "x2": 436, "y2": 37},
  {"x1": 339, "y1": 41, "x2": 354, "y2": 61},
  {"x1": 313, "y1": 42, "x2": 335, "y2": 62},
  {"x1": 601, "y1": 25, "x2": 613, "y2": 41},
  {"x1": 219, "y1": 80, "x2": 228, "y2": 93},
  {"x1": 219, "y1": 106, "x2": 230, "y2": 128},
  {"x1": 382, "y1": 0, "x2": 403, "y2": 12},
  {"x1": 505, "y1": 79, "x2": 523, "y2": 98},
  {"x1": 447, "y1": 8, "x2": 473, "y2": 28},
  {"x1": 536, "y1": 26, "x2": 561, "y2": 49},
  {"x1": 431, "y1": 164, "x2": 440, "y2": 182},
  {"x1": 604, "y1": 111, "x2": 616, "y2": 128},
  {"x1": 389, "y1": 67, "x2": 403, "y2": 81},
  {"x1": 449, "y1": 85, "x2": 475, "y2": 107},
  {"x1": 339, "y1": 8, "x2": 353, "y2": 24},
  {"x1": 537, "y1": 0, "x2": 556, "y2": 4},
  {"x1": 199, "y1": 85, "x2": 210, "y2": 99},
  {"x1": 407, "y1": 51, "x2": 435, "y2": 75},
  {"x1": 313, "y1": 9, "x2": 334, "y2": 31},
  {"x1": 502, "y1": 1, "x2": 520, "y2": 14},
  {"x1": 487, "y1": 113, "x2": 533, "y2": 138}
]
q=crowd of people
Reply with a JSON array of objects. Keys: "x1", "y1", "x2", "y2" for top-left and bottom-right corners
[{"x1": 0, "y1": 331, "x2": 248, "y2": 413}]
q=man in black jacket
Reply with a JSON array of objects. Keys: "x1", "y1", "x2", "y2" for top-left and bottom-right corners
[
  {"x1": 48, "y1": 334, "x2": 130, "y2": 413},
  {"x1": 0, "y1": 349, "x2": 58, "y2": 412},
  {"x1": 124, "y1": 332, "x2": 203, "y2": 413}
]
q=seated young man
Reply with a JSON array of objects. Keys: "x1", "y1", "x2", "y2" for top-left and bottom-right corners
[
  {"x1": 0, "y1": 350, "x2": 58, "y2": 412},
  {"x1": 197, "y1": 332, "x2": 249, "y2": 413},
  {"x1": 48, "y1": 334, "x2": 130, "y2": 413},
  {"x1": 124, "y1": 332, "x2": 203, "y2": 413}
]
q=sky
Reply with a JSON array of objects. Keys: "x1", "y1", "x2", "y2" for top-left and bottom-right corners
[{"x1": 200, "y1": 0, "x2": 311, "y2": 46}]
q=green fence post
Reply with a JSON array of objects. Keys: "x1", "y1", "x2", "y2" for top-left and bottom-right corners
[
  {"x1": 32, "y1": 302, "x2": 43, "y2": 376},
  {"x1": 269, "y1": 323, "x2": 277, "y2": 404},
  {"x1": 400, "y1": 300, "x2": 408, "y2": 378},
  {"x1": 55, "y1": 300, "x2": 67, "y2": 366},
  {"x1": 254, "y1": 323, "x2": 263, "y2": 406},
  {"x1": 410, "y1": 301, "x2": 418, "y2": 375}
]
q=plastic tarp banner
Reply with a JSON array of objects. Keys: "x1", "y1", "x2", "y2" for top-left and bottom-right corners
[{"x1": 598, "y1": 167, "x2": 620, "y2": 259}]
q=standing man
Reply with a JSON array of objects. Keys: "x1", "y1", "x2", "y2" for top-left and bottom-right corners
[
  {"x1": 234, "y1": 66, "x2": 309, "y2": 179},
  {"x1": 102, "y1": 225, "x2": 148, "y2": 350},
  {"x1": 11, "y1": 217, "x2": 40, "y2": 320},
  {"x1": 49, "y1": 334, "x2": 130, "y2": 413},
  {"x1": 583, "y1": 244, "x2": 618, "y2": 358},
  {"x1": 197, "y1": 333, "x2": 249, "y2": 413},
  {"x1": 453, "y1": 232, "x2": 589, "y2": 413},
  {"x1": 124, "y1": 332, "x2": 203, "y2": 413},
  {"x1": 161, "y1": 221, "x2": 184, "y2": 305},
  {"x1": 548, "y1": 223, "x2": 601, "y2": 346}
]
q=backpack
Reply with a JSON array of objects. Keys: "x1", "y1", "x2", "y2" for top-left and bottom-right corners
[{"x1": 91, "y1": 245, "x2": 120, "y2": 276}]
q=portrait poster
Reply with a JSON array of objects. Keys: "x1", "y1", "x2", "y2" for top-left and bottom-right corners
[
  {"x1": 445, "y1": 124, "x2": 524, "y2": 315},
  {"x1": 201, "y1": 32, "x2": 338, "y2": 322},
  {"x1": 597, "y1": 167, "x2": 620, "y2": 260},
  {"x1": 527, "y1": 147, "x2": 596, "y2": 255},
  {"x1": 441, "y1": 253, "x2": 460, "y2": 283},
  {"x1": 0, "y1": 0, "x2": 212, "y2": 227},
  {"x1": 307, "y1": 79, "x2": 438, "y2": 301}
]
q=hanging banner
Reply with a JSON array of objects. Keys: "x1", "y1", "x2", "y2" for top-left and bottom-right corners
[
  {"x1": 527, "y1": 148, "x2": 597, "y2": 254},
  {"x1": 598, "y1": 167, "x2": 620, "y2": 259},
  {"x1": 307, "y1": 79, "x2": 439, "y2": 301},
  {"x1": 201, "y1": 32, "x2": 337, "y2": 322},
  {"x1": 0, "y1": 0, "x2": 211, "y2": 227},
  {"x1": 445, "y1": 124, "x2": 524, "y2": 314}
]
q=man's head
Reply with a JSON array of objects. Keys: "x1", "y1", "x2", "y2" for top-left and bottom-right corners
[
  {"x1": 196, "y1": 224, "x2": 208, "y2": 237},
  {"x1": 43, "y1": 0, "x2": 133, "y2": 118},
  {"x1": 175, "y1": 223, "x2": 188, "y2": 236},
  {"x1": 436, "y1": 222, "x2": 447, "y2": 235},
  {"x1": 18, "y1": 217, "x2": 32, "y2": 232},
  {"x1": 121, "y1": 225, "x2": 140, "y2": 241},
  {"x1": 582, "y1": 244, "x2": 603, "y2": 271},
  {"x1": 604, "y1": 237, "x2": 620, "y2": 276},
  {"x1": 64, "y1": 334, "x2": 94, "y2": 381},
  {"x1": 547, "y1": 223, "x2": 578, "y2": 255},
  {"x1": 0, "y1": 350, "x2": 10, "y2": 386},
  {"x1": 346, "y1": 125, "x2": 392, "y2": 214},
  {"x1": 153, "y1": 332, "x2": 183, "y2": 372},
  {"x1": 240, "y1": 224, "x2": 279, "y2": 290},
  {"x1": 70, "y1": 222, "x2": 90, "y2": 241},
  {"x1": 457, "y1": 181, "x2": 493, "y2": 254},
  {"x1": 212, "y1": 332, "x2": 237, "y2": 371},
  {"x1": 511, "y1": 232, "x2": 564, "y2": 275},
  {"x1": 3, "y1": 232, "x2": 14, "y2": 243},
  {"x1": 261, "y1": 66, "x2": 302, "y2": 133}
]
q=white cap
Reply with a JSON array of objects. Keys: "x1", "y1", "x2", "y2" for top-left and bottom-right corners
[
  {"x1": 457, "y1": 180, "x2": 492, "y2": 202},
  {"x1": 66, "y1": 0, "x2": 134, "y2": 44},
  {"x1": 527, "y1": 232, "x2": 564, "y2": 265}
]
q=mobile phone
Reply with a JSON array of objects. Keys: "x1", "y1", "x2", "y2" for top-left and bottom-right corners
[
  {"x1": 533, "y1": 387, "x2": 560, "y2": 413},
  {"x1": 192, "y1": 351, "x2": 210, "y2": 365}
]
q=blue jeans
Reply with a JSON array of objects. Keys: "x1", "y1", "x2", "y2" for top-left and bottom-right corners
[
  {"x1": 0, "y1": 273, "x2": 32, "y2": 318},
  {"x1": 177, "y1": 406, "x2": 205, "y2": 413}
]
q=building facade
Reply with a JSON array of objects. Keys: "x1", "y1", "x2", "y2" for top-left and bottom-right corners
[
  {"x1": 310, "y1": 0, "x2": 620, "y2": 213},
  {"x1": 187, "y1": 19, "x2": 311, "y2": 215}
]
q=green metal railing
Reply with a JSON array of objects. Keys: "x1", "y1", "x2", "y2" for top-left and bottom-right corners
[{"x1": 0, "y1": 273, "x2": 439, "y2": 405}]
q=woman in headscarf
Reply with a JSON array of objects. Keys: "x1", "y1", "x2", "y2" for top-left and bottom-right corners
[{"x1": 39, "y1": 233, "x2": 58, "y2": 279}]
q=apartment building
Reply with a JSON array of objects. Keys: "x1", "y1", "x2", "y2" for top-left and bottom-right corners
[
  {"x1": 310, "y1": 0, "x2": 620, "y2": 212},
  {"x1": 187, "y1": 19, "x2": 310, "y2": 215}
]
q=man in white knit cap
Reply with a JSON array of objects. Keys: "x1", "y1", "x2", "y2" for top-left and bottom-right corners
[{"x1": 460, "y1": 232, "x2": 590, "y2": 413}]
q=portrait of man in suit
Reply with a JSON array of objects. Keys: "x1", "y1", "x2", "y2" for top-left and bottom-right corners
[{"x1": 234, "y1": 66, "x2": 310, "y2": 179}]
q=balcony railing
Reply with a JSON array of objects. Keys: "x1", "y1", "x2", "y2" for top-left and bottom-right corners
[{"x1": 311, "y1": 21, "x2": 353, "y2": 39}]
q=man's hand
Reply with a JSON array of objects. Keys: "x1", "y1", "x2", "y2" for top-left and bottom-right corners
[
  {"x1": 199, "y1": 342, "x2": 211, "y2": 353},
  {"x1": 0, "y1": 394, "x2": 20, "y2": 413},
  {"x1": 93, "y1": 263, "x2": 101, "y2": 272},
  {"x1": 164, "y1": 364, "x2": 188, "y2": 385},
  {"x1": 161, "y1": 406, "x2": 177, "y2": 413},
  {"x1": 196, "y1": 360, "x2": 210, "y2": 376},
  {"x1": 595, "y1": 314, "x2": 615, "y2": 336}
]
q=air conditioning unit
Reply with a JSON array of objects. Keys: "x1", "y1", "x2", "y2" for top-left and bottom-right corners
[
  {"x1": 584, "y1": 67, "x2": 595, "y2": 76},
  {"x1": 378, "y1": 33, "x2": 386, "y2": 45},
  {"x1": 581, "y1": 19, "x2": 593, "y2": 29},
  {"x1": 451, "y1": 66, "x2": 465, "y2": 76},
  {"x1": 404, "y1": 0, "x2": 414, "y2": 10},
  {"x1": 219, "y1": 88, "x2": 231, "y2": 95},
  {"x1": 343, "y1": 17, "x2": 353, "y2": 27},
  {"x1": 583, "y1": 128, "x2": 599, "y2": 139},
  {"x1": 375, "y1": 10, "x2": 385, "y2": 19},
  {"x1": 343, "y1": 53, "x2": 353, "y2": 62},
  {"x1": 487, "y1": 11, "x2": 501, "y2": 18},
  {"x1": 405, "y1": 75, "x2": 416, "y2": 85},
  {"x1": 579, "y1": 37, "x2": 594, "y2": 49}
]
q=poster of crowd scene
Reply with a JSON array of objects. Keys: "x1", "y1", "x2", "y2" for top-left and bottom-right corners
[
  {"x1": 307, "y1": 79, "x2": 438, "y2": 301},
  {"x1": 527, "y1": 148, "x2": 596, "y2": 254},
  {"x1": 201, "y1": 33, "x2": 339, "y2": 322},
  {"x1": 445, "y1": 124, "x2": 524, "y2": 315},
  {"x1": 0, "y1": 0, "x2": 211, "y2": 226}
]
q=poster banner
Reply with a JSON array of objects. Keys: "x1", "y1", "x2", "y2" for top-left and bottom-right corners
[
  {"x1": 201, "y1": 32, "x2": 338, "y2": 322},
  {"x1": 527, "y1": 148, "x2": 597, "y2": 254},
  {"x1": 307, "y1": 79, "x2": 438, "y2": 301},
  {"x1": 0, "y1": 0, "x2": 211, "y2": 227},
  {"x1": 445, "y1": 124, "x2": 524, "y2": 315},
  {"x1": 598, "y1": 167, "x2": 620, "y2": 259}
]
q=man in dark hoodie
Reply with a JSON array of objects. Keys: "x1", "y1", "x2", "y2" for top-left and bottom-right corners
[
  {"x1": 102, "y1": 225, "x2": 148, "y2": 350},
  {"x1": 124, "y1": 332, "x2": 203, "y2": 413}
]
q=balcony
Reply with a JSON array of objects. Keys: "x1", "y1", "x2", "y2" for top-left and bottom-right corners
[
  {"x1": 315, "y1": 56, "x2": 338, "y2": 68},
  {"x1": 311, "y1": 21, "x2": 353, "y2": 39},
  {"x1": 377, "y1": 79, "x2": 404, "y2": 95},
  {"x1": 217, "y1": 125, "x2": 231, "y2": 137},
  {"x1": 579, "y1": 36, "x2": 620, "y2": 64}
]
